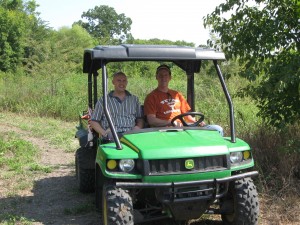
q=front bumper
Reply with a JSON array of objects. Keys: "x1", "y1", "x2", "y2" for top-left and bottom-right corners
[{"x1": 116, "y1": 171, "x2": 258, "y2": 203}]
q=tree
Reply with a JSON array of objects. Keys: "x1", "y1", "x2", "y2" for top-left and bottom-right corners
[
  {"x1": 22, "y1": 1, "x2": 55, "y2": 74},
  {"x1": 0, "y1": 2, "x2": 27, "y2": 71},
  {"x1": 0, "y1": 0, "x2": 23, "y2": 10},
  {"x1": 75, "y1": 5, "x2": 132, "y2": 45},
  {"x1": 204, "y1": 0, "x2": 300, "y2": 127},
  {"x1": 0, "y1": 0, "x2": 50, "y2": 72},
  {"x1": 54, "y1": 25, "x2": 96, "y2": 72}
]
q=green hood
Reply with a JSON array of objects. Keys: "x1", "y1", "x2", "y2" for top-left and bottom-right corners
[{"x1": 121, "y1": 129, "x2": 244, "y2": 159}]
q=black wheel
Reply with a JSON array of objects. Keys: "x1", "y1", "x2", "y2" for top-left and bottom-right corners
[
  {"x1": 171, "y1": 112, "x2": 204, "y2": 127},
  {"x1": 221, "y1": 178, "x2": 259, "y2": 225},
  {"x1": 170, "y1": 220, "x2": 188, "y2": 225},
  {"x1": 75, "y1": 147, "x2": 95, "y2": 193},
  {"x1": 102, "y1": 182, "x2": 134, "y2": 225},
  {"x1": 95, "y1": 165, "x2": 104, "y2": 210}
]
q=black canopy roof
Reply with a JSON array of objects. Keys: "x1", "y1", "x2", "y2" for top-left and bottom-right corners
[{"x1": 83, "y1": 44, "x2": 226, "y2": 73}]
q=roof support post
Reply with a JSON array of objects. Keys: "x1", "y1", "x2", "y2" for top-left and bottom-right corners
[
  {"x1": 187, "y1": 72, "x2": 195, "y2": 112},
  {"x1": 88, "y1": 72, "x2": 93, "y2": 110},
  {"x1": 213, "y1": 60, "x2": 236, "y2": 143},
  {"x1": 93, "y1": 71, "x2": 98, "y2": 108},
  {"x1": 101, "y1": 62, "x2": 123, "y2": 150}
]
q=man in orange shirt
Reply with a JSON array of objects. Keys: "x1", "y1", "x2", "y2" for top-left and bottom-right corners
[{"x1": 144, "y1": 64, "x2": 223, "y2": 135}]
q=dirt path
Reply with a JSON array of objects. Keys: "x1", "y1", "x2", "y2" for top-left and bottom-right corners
[
  {"x1": 0, "y1": 121, "x2": 223, "y2": 225},
  {"x1": 0, "y1": 122, "x2": 224, "y2": 225},
  {"x1": 0, "y1": 123, "x2": 100, "y2": 225},
  {"x1": 1, "y1": 122, "x2": 297, "y2": 225}
]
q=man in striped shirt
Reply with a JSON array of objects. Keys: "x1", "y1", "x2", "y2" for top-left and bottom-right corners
[{"x1": 90, "y1": 71, "x2": 143, "y2": 140}]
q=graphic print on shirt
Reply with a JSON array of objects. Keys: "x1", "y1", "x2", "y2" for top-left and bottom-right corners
[{"x1": 160, "y1": 98, "x2": 180, "y2": 115}]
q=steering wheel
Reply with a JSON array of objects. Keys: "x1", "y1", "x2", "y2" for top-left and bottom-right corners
[{"x1": 171, "y1": 112, "x2": 205, "y2": 127}]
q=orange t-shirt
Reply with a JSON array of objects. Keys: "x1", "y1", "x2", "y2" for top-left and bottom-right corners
[{"x1": 144, "y1": 89, "x2": 191, "y2": 120}]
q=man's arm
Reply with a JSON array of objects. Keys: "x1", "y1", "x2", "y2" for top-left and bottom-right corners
[
  {"x1": 90, "y1": 120, "x2": 109, "y2": 137},
  {"x1": 133, "y1": 118, "x2": 144, "y2": 130},
  {"x1": 147, "y1": 114, "x2": 172, "y2": 127}
]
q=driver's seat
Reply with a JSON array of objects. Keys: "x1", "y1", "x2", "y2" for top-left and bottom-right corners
[{"x1": 140, "y1": 105, "x2": 150, "y2": 128}]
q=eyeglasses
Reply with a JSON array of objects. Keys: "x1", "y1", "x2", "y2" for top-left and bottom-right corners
[{"x1": 167, "y1": 92, "x2": 172, "y2": 103}]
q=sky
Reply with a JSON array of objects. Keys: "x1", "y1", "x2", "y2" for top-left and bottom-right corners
[{"x1": 35, "y1": 0, "x2": 225, "y2": 46}]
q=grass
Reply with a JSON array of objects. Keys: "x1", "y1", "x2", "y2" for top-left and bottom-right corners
[
  {"x1": 0, "y1": 132, "x2": 39, "y2": 173},
  {"x1": 28, "y1": 163, "x2": 53, "y2": 173},
  {"x1": 0, "y1": 214, "x2": 34, "y2": 225},
  {"x1": 0, "y1": 113, "x2": 81, "y2": 224},
  {"x1": 0, "y1": 111, "x2": 77, "y2": 153},
  {"x1": 0, "y1": 68, "x2": 299, "y2": 224},
  {"x1": 0, "y1": 112, "x2": 77, "y2": 199},
  {"x1": 0, "y1": 68, "x2": 258, "y2": 132},
  {"x1": 0, "y1": 130, "x2": 48, "y2": 199},
  {"x1": 244, "y1": 124, "x2": 300, "y2": 224},
  {"x1": 0, "y1": 114, "x2": 299, "y2": 224}
]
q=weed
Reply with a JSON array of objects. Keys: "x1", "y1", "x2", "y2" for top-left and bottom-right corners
[
  {"x1": 0, "y1": 133, "x2": 38, "y2": 173},
  {"x1": 28, "y1": 163, "x2": 53, "y2": 173},
  {"x1": 63, "y1": 203, "x2": 94, "y2": 215},
  {"x1": 0, "y1": 213, "x2": 34, "y2": 225}
]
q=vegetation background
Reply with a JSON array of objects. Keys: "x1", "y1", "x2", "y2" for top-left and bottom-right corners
[{"x1": 0, "y1": 0, "x2": 299, "y2": 224}]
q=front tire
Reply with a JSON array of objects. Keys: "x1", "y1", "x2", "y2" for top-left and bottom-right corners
[
  {"x1": 102, "y1": 182, "x2": 134, "y2": 225},
  {"x1": 95, "y1": 165, "x2": 104, "y2": 210},
  {"x1": 221, "y1": 178, "x2": 259, "y2": 225}
]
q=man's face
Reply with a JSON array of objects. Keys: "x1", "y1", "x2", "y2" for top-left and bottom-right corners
[
  {"x1": 112, "y1": 74, "x2": 128, "y2": 92},
  {"x1": 156, "y1": 69, "x2": 171, "y2": 88}
]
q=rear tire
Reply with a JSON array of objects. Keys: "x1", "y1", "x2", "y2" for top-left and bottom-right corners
[
  {"x1": 102, "y1": 182, "x2": 134, "y2": 225},
  {"x1": 221, "y1": 178, "x2": 259, "y2": 225},
  {"x1": 75, "y1": 147, "x2": 95, "y2": 193}
]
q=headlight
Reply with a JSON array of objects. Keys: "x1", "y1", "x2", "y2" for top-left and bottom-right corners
[
  {"x1": 230, "y1": 152, "x2": 243, "y2": 164},
  {"x1": 119, "y1": 159, "x2": 135, "y2": 172}
]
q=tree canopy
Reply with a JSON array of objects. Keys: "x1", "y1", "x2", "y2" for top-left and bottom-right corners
[
  {"x1": 204, "y1": 0, "x2": 300, "y2": 127},
  {"x1": 0, "y1": 0, "x2": 29, "y2": 71},
  {"x1": 74, "y1": 5, "x2": 132, "y2": 45},
  {"x1": 0, "y1": 0, "x2": 97, "y2": 74}
]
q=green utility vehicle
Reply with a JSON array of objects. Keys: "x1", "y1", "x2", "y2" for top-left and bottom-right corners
[{"x1": 75, "y1": 45, "x2": 259, "y2": 225}]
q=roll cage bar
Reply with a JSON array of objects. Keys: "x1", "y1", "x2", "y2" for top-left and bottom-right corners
[{"x1": 83, "y1": 44, "x2": 235, "y2": 149}]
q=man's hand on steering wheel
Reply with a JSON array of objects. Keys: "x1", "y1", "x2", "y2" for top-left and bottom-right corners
[
  {"x1": 171, "y1": 112, "x2": 205, "y2": 127},
  {"x1": 172, "y1": 119, "x2": 183, "y2": 127}
]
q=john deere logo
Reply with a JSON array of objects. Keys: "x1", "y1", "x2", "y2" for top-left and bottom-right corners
[{"x1": 185, "y1": 159, "x2": 194, "y2": 169}]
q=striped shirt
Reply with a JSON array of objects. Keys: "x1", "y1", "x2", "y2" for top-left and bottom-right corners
[{"x1": 91, "y1": 90, "x2": 142, "y2": 133}]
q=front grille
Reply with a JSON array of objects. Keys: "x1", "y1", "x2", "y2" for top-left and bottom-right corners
[
  {"x1": 148, "y1": 155, "x2": 227, "y2": 175},
  {"x1": 155, "y1": 182, "x2": 229, "y2": 203}
]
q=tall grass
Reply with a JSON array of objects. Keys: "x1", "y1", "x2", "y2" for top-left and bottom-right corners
[
  {"x1": 0, "y1": 71, "x2": 87, "y2": 121},
  {"x1": 0, "y1": 68, "x2": 298, "y2": 151},
  {"x1": 0, "y1": 67, "x2": 274, "y2": 143}
]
